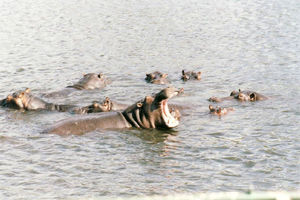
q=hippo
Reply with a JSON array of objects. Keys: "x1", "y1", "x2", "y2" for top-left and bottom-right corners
[
  {"x1": 209, "y1": 105, "x2": 234, "y2": 116},
  {"x1": 145, "y1": 71, "x2": 170, "y2": 84},
  {"x1": 72, "y1": 97, "x2": 129, "y2": 114},
  {"x1": 181, "y1": 70, "x2": 202, "y2": 81},
  {"x1": 73, "y1": 96, "x2": 188, "y2": 117},
  {"x1": 46, "y1": 87, "x2": 183, "y2": 135},
  {"x1": 209, "y1": 89, "x2": 268, "y2": 102},
  {"x1": 0, "y1": 88, "x2": 75, "y2": 112},
  {"x1": 44, "y1": 73, "x2": 110, "y2": 97}
]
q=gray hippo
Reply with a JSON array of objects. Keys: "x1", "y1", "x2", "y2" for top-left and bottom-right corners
[
  {"x1": 73, "y1": 97, "x2": 187, "y2": 116},
  {"x1": 209, "y1": 89, "x2": 268, "y2": 102},
  {"x1": 72, "y1": 97, "x2": 129, "y2": 114},
  {"x1": 44, "y1": 73, "x2": 110, "y2": 97},
  {"x1": 181, "y1": 70, "x2": 202, "y2": 81},
  {"x1": 46, "y1": 87, "x2": 182, "y2": 135},
  {"x1": 0, "y1": 88, "x2": 75, "y2": 112},
  {"x1": 209, "y1": 105, "x2": 234, "y2": 116},
  {"x1": 145, "y1": 71, "x2": 170, "y2": 84}
]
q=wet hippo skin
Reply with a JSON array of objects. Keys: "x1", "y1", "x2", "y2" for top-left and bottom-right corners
[
  {"x1": 46, "y1": 87, "x2": 182, "y2": 135},
  {"x1": 44, "y1": 73, "x2": 110, "y2": 97},
  {"x1": 0, "y1": 88, "x2": 75, "y2": 112},
  {"x1": 181, "y1": 70, "x2": 202, "y2": 81},
  {"x1": 209, "y1": 105, "x2": 234, "y2": 116},
  {"x1": 209, "y1": 89, "x2": 268, "y2": 102},
  {"x1": 72, "y1": 97, "x2": 129, "y2": 114},
  {"x1": 145, "y1": 71, "x2": 170, "y2": 84}
]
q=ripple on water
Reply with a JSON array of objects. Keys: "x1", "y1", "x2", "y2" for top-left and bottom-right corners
[{"x1": 0, "y1": 0, "x2": 300, "y2": 198}]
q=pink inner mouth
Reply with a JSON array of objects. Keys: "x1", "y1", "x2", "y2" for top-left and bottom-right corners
[{"x1": 161, "y1": 100, "x2": 179, "y2": 128}]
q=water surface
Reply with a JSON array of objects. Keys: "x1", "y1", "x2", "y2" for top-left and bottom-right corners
[{"x1": 0, "y1": 0, "x2": 299, "y2": 199}]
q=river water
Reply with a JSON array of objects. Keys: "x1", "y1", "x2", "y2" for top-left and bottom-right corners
[{"x1": 0, "y1": 0, "x2": 299, "y2": 199}]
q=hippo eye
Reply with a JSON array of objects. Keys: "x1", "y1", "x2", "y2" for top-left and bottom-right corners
[
  {"x1": 250, "y1": 93, "x2": 256, "y2": 101},
  {"x1": 98, "y1": 73, "x2": 104, "y2": 78}
]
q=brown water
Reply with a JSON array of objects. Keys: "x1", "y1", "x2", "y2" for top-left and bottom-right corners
[{"x1": 0, "y1": 0, "x2": 299, "y2": 199}]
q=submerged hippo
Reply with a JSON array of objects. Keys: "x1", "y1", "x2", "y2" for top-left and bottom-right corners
[
  {"x1": 46, "y1": 87, "x2": 183, "y2": 135},
  {"x1": 209, "y1": 89, "x2": 268, "y2": 102},
  {"x1": 44, "y1": 73, "x2": 110, "y2": 97},
  {"x1": 145, "y1": 71, "x2": 170, "y2": 84},
  {"x1": 0, "y1": 88, "x2": 75, "y2": 112},
  {"x1": 209, "y1": 105, "x2": 234, "y2": 116},
  {"x1": 181, "y1": 70, "x2": 202, "y2": 81},
  {"x1": 73, "y1": 97, "x2": 129, "y2": 114}
]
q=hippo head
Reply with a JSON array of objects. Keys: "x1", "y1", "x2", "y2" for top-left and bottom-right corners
[
  {"x1": 123, "y1": 87, "x2": 182, "y2": 129},
  {"x1": 71, "y1": 73, "x2": 109, "y2": 90},
  {"x1": 5, "y1": 88, "x2": 31, "y2": 109},
  {"x1": 209, "y1": 105, "x2": 222, "y2": 114},
  {"x1": 86, "y1": 97, "x2": 112, "y2": 113},
  {"x1": 209, "y1": 105, "x2": 233, "y2": 115},
  {"x1": 181, "y1": 70, "x2": 201, "y2": 81},
  {"x1": 236, "y1": 91, "x2": 250, "y2": 101},
  {"x1": 145, "y1": 71, "x2": 169, "y2": 84}
]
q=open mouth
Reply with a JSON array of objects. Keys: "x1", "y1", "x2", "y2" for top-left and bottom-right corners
[{"x1": 161, "y1": 99, "x2": 179, "y2": 128}]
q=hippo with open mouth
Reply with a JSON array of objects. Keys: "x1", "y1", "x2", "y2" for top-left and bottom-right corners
[
  {"x1": 209, "y1": 89, "x2": 268, "y2": 102},
  {"x1": 46, "y1": 87, "x2": 182, "y2": 135},
  {"x1": 145, "y1": 71, "x2": 170, "y2": 84},
  {"x1": 0, "y1": 88, "x2": 75, "y2": 112},
  {"x1": 44, "y1": 73, "x2": 110, "y2": 97}
]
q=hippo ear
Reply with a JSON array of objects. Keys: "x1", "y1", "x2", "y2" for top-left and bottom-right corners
[
  {"x1": 162, "y1": 73, "x2": 168, "y2": 78},
  {"x1": 93, "y1": 101, "x2": 100, "y2": 108},
  {"x1": 136, "y1": 102, "x2": 143, "y2": 107},
  {"x1": 104, "y1": 97, "x2": 110, "y2": 102},
  {"x1": 250, "y1": 93, "x2": 256, "y2": 101},
  {"x1": 25, "y1": 88, "x2": 30, "y2": 93},
  {"x1": 182, "y1": 70, "x2": 185, "y2": 75},
  {"x1": 230, "y1": 90, "x2": 237, "y2": 96},
  {"x1": 196, "y1": 72, "x2": 201, "y2": 79},
  {"x1": 239, "y1": 89, "x2": 241, "y2": 92},
  {"x1": 208, "y1": 105, "x2": 214, "y2": 111},
  {"x1": 7, "y1": 95, "x2": 13, "y2": 101},
  {"x1": 18, "y1": 92, "x2": 25, "y2": 98}
]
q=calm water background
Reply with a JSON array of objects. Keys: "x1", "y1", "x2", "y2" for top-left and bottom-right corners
[{"x1": 0, "y1": 0, "x2": 299, "y2": 199}]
